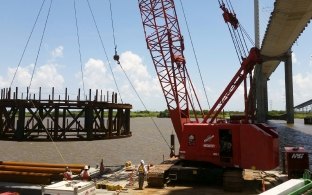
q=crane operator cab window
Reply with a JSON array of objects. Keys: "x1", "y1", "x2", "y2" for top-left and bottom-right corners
[{"x1": 219, "y1": 129, "x2": 233, "y2": 163}]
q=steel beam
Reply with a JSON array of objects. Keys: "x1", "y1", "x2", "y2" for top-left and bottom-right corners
[{"x1": 0, "y1": 87, "x2": 132, "y2": 141}]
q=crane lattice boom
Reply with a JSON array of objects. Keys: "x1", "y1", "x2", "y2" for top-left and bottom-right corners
[{"x1": 138, "y1": 0, "x2": 202, "y2": 142}]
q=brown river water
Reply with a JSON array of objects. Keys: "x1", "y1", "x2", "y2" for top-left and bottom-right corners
[{"x1": 0, "y1": 118, "x2": 311, "y2": 169}]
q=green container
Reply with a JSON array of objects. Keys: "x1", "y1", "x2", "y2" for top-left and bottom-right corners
[
  {"x1": 288, "y1": 179, "x2": 312, "y2": 195},
  {"x1": 303, "y1": 169, "x2": 311, "y2": 180}
]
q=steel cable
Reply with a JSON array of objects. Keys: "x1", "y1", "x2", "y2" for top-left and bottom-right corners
[
  {"x1": 9, "y1": 0, "x2": 47, "y2": 88},
  {"x1": 28, "y1": 0, "x2": 52, "y2": 90},
  {"x1": 25, "y1": 0, "x2": 67, "y2": 164},
  {"x1": 178, "y1": 0, "x2": 210, "y2": 110},
  {"x1": 109, "y1": 0, "x2": 117, "y2": 52},
  {"x1": 74, "y1": 0, "x2": 86, "y2": 99},
  {"x1": 86, "y1": 0, "x2": 123, "y2": 103},
  {"x1": 109, "y1": 0, "x2": 170, "y2": 149},
  {"x1": 117, "y1": 62, "x2": 171, "y2": 149}
]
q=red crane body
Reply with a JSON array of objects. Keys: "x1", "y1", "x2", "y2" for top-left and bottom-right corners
[{"x1": 138, "y1": 0, "x2": 279, "y2": 171}]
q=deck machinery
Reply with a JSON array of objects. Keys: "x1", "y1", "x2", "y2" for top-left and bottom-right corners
[{"x1": 138, "y1": 0, "x2": 279, "y2": 190}]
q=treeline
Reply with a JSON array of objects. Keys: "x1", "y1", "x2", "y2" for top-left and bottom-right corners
[
  {"x1": 147, "y1": 109, "x2": 312, "y2": 119},
  {"x1": 23, "y1": 109, "x2": 311, "y2": 118},
  {"x1": 157, "y1": 109, "x2": 244, "y2": 118},
  {"x1": 268, "y1": 110, "x2": 312, "y2": 119}
]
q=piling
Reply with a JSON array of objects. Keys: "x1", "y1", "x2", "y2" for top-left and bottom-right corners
[{"x1": 0, "y1": 87, "x2": 132, "y2": 141}]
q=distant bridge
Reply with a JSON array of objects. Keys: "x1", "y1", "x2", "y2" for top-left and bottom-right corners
[
  {"x1": 294, "y1": 99, "x2": 312, "y2": 112},
  {"x1": 255, "y1": 0, "x2": 312, "y2": 123}
]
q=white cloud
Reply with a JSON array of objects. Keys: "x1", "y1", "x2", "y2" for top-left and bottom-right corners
[
  {"x1": 0, "y1": 65, "x2": 34, "y2": 88},
  {"x1": 0, "y1": 66, "x2": 31, "y2": 88},
  {"x1": 0, "y1": 51, "x2": 166, "y2": 110},
  {"x1": 223, "y1": 84, "x2": 245, "y2": 111},
  {"x1": 51, "y1": 46, "x2": 64, "y2": 58},
  {"x1": 73, "y1": 52, "x2": 163, "y2": 109},
  {"x1": 117, "y1": 51, "x2": 161, "y2": 96},
  {"x1": 268, "y1": 80, "x2": 286, "y2": 111},
  {"x1": 32, "y1": 64, "x2": 65, "y2": 89},
  {"x1": 292, "y1": 52, "x2": 298, "y2": 64},
  {"x1": 293, "y1": 72, "x2": 312, "y2": 103},
  {"x1": 107, "y1": 51, "x2": 163, "y2": 110},
  {"x1": 118, "y1": 51, "x2": 149, "y2": 78},
  {"x1": 0, "y1": 64, "x2": 64, "y2": 97},
  {"x1": 80, "y1": 58, "x2": 113, "y2": 91},
  {"x1": 206, "y1": 78, "x2": 247, "y2": 112}
]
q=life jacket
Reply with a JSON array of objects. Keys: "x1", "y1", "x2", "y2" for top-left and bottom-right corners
[
  {"x1": 80, "y1": 170, "x2": 90, "y2": 181},
  {"x1": 138, "y1": 165, "x2": 145, "y2": 174},
  {"x1": 63, "y1": 171, "x2": 72, "y2": 180}
]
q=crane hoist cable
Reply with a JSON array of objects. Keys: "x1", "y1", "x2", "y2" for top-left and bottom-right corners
[
  {"x1": 30, "y1": 0, "x2": 67, "y2": 164},
  {"x1": 240, "y1": 25, "x2": 255, "y2": 46},
  {"x1": 11, "y1": 0, "x2": 68, "y2": 164},
  {"x1": 74, "y1": 0, "x2": 86, "y2": 99},
  {"x1": 117, "y1": 61, "x2": 171, "y2": 149},
  {"x1": 218, "y1": 0, "x2": 242, "y2": 63},
  {"x1": 109, "y1": 0, "x2": 170, "y2": 149},
  {"x1": 9, "y1": 0, "x2": 47, "y2": 89},
  {"x1": 28, "y1": 0, "x2": 52, "y2": 90},
  {"x1": 225, "y1": 0, "x2": 235, "y2": 16},
  {"x1": 86, "y1": 0, "x2": 123, "y2": 103},
  {"x1": 204, "y1": 0, "x2": 261, "y2": 123},
  {"x1": 108, "y1": 0, "x2": 120, "y2": 65},
  {"x1": 178, "y1": 0, "x2": 211, "y2": 111},
  {"x1": 218, "y1": 0, "x2": 255, "y2": 63}
]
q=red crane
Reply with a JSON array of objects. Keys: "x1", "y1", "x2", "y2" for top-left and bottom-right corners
[
  {"x1": 138, "y1": 0, "x2": 279, "y2": 186},
  {"x1": 138, "y1": 0, "x2": 203, "y2": 144}
]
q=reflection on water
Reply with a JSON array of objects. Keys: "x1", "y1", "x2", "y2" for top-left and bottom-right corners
[
  {"x1": 269, "y1": 119, "x2": 312, "y2": 170},
  {"x1": 0, "y1": 118, "x2": 176, "y2": 167}
]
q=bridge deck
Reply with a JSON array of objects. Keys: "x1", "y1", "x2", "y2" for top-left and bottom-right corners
[{"x1": 261, "y1": 0, "x2": 312, "y2": 78}]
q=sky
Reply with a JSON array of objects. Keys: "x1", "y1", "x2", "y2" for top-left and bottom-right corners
[{"x1": 0, "y1": 0, "x2": 311, "y2": 112}]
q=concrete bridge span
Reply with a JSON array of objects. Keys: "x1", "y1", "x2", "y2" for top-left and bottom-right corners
[{"x1": 256, "y1": 0, "x2": 312, "y2": 123}]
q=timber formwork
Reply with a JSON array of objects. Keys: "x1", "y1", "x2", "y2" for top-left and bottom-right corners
[{"x1": 0, "y1": 87, "x2": 132, "y2": 141}]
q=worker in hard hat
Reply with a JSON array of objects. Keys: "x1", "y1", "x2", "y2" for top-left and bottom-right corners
[
  {"x1": 63, "y1": 166, "x2": 73, "y2": 180},
  {"x1": 80, "y1": 165, "x2": 91, "y2": 181},
  {"x1": 137, "y1": 160, "x2": 147, "y2": 190},
  {"x1": 100, "y1": 159, "x2": 105, "y2": 175}
]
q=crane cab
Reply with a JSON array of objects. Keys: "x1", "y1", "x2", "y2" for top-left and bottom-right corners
[{"x1": 179, "y1": 122, "x2": 279, "y2": 170}]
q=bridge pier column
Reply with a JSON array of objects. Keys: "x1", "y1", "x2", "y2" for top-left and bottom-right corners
[
  {"x1": 264, "y1": 80, "x2": 268, "y2": 115},
  {"x1": 285, "y1": 51, "x2": 294, "y2": 124},
  {"x1": 254, "y1": 0, "x2": 268, "y2": 123},
  {"x1": 255, "y1": 64, "x2": 267, "y2": 123}
]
